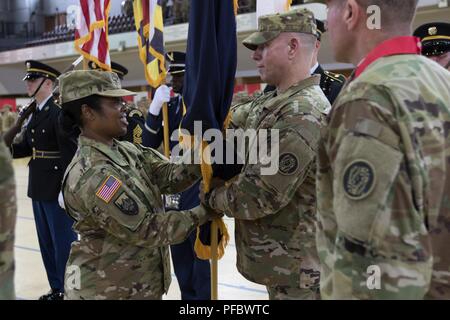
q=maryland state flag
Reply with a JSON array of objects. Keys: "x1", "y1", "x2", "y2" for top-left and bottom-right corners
[
  {"x1": 133, "y1": 0, "x2": 166, "y2": 87},
  {"x1": 75, "y1": 0, "x2": 112, "y2": 71},
  {"x1": 181, "y1": 0, "x2": 239, "y2": 260}
]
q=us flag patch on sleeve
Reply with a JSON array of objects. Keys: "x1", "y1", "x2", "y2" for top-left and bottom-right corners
[{"x1": 96, "y1": 175, "x2": 122, "y2": 203}]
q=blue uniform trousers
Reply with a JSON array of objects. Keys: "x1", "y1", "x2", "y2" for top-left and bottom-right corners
[
  {"x1": 32, "y1": 200, "x2": 77, "y2": 292},
  {"x1": 170, "y1": 230, "x2": 211, "y2": 300}
]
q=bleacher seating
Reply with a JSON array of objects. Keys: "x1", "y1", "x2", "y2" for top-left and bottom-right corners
[{"x1": 23, "y1": 1, "x2": 265, "y2": 48}]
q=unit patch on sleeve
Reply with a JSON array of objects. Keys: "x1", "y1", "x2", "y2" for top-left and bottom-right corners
[
  {"x1": 279, "y1": 153, "x2": 299, "y2": 175},
  {"x1": 343, "y1": 160, "x2": 376, "y2": 200},
  {"x1": 114, "y1": 192, "x2": 139, "y2": 216}
]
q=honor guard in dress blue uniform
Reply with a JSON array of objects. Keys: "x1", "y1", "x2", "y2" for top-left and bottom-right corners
[
  {"x1": 6, "y1": 60, "x2": 78, "y2": 300},
  {"x1": 264, "y1": 19, "x2": 345, "y2": 105},
  {"x1": 414, "y1": 22, "x2": 450, "y2": 71},
  {"x1": 142, "y1": 51, "x2": 211, "y2": 300},
  {"x1": 88, "y1": 61, "x2": 146, "y2": 144}
]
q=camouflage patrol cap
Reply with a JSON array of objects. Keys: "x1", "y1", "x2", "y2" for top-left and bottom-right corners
[
  {"x1": 58, "y1": 70, "x2": 136, "y2": 104},
  {"x1": 242, "y1": 8, "x2": 318, "y2": 51}
]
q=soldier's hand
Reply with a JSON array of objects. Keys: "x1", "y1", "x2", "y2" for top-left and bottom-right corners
[
  {"x1": 197, "y1": 204, "x2": 223, "y2": 225},
  {"x1": 149, "y1": 85, "x2": 171, "y2": 116},
  {"x1": 199, "y1": 178, "x2": 226, "y2": 211}
]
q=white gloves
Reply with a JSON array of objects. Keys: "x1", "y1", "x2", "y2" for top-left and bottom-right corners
[
  {"x1": 149, "y1": 85, "x2": 171, "y2": 116},
  {"x1": 58, "y1": 191, "x2": 65, "y2": 210}
]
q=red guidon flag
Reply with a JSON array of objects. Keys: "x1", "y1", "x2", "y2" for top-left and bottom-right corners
[{"x1": 75, "y1": 0, "x2": 112, "y2": 71}]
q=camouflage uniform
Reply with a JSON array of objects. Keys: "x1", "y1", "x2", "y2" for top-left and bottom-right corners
[
  {"x1": 58, "y1": 70, "x2": 213, "y2": 300},
  {"x1": 231, "y1": 91, "x2": 252, "y2": 107},
  {"x1": 0, "y1": 139, "x2": 17, "y2": 300},
  {"x1": 317, "y1": 41, "x2": 450, "y2": 299}
]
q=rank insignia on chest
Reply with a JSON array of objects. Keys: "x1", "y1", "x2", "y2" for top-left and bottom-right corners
[
  {"x1": 133, "y1": 125, "x2": 143, "y2": 144},
  {"x1": 114, "y1": 192, "x2": 139, "y2": 216},
  {"x1": 96, "y1": 175, "x2": 122, "y2": 203}
]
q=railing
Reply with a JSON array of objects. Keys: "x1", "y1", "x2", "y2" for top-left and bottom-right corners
[{"x1": 2, "y1": 0, "x2": 308, "y2": 51}]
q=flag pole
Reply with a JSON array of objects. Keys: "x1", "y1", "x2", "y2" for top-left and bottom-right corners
[
  {"x1": 211, "y1": 219, "x2": 219, "y2": 300},
  {"x1": 162, "y1": 102, "x2": 170, "y2": 157}
]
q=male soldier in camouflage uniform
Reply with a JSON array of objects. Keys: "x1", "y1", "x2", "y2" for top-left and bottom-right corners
[
  {"x1": 307, "y1": 0, "x2": 450, "y2": 299},
  {"x1": 58, "y1": 70, "x2": 217, "y2": 299},
  {"x1": 201, "y1": 9, "x2": 331, "y2": 300},
  {"x1": 0, "y1": 139, "x2": 17, "y2": 300}
]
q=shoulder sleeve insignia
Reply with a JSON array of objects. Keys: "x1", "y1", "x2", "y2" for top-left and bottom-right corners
[
  {"x1": 279, "y1": 153, "x2": 299, "y2": 175},
  {"x1": 343, "y1": 160, "x2": 376, "y2": 200},
  {"x1": 96, "y1": 175, "x2": 122, "y2": 203},
  {"x1": 114, "y1": 192, "x2": 139, "y2": 216}
]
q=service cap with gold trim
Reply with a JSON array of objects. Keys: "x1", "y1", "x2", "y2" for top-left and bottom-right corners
[
  {"x1": 23, "y1": 60, "x2": 61, "y2": 81},
  {"x1": 165, "y1": 51, "x2": 186, "y2": 75},
  {"x1": 242, "y1": 8, "x2": 318, "y2": 51},
  {"x1": 413, "y1": 22, "x2": 450, "y2": 57},
  {"x1": 88, "y1": 61, "x2": 129, "y2": 80}
]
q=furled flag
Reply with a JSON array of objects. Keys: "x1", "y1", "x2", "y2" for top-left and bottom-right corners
[
  {"x1": 133, "y1": 0, "x2": 166, "y2": 88},
  {"x1": 75, "y1": 0, "x2": 111, "y2": 71},
  {"x1": 180, "y1": 0, "x2": 239, "y2": 265}
]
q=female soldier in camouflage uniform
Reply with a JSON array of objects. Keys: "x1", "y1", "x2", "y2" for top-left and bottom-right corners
[{"x1": 58, "y1": 70, "x2": 216, "y2": 300}]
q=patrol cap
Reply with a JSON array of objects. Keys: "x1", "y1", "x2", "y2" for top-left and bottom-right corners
[
  {"x1": 23, "y1": 60, "x2": 61, "y2": 81},
  {"x1": 58, "y1": 70, "x2": 136, "y2": 104},
  {"x1": 242, "y1": 8, "x2": 318, "y2": 51},
  {"x1": 88, "y1": 61, "x2": 129, "y2": 80},
  {"x1": 413, "y1": 22, "x2": 450, "y2": 57},
  {"x1": 165, "y1": 51, "x2": 186, "y2": 75}
]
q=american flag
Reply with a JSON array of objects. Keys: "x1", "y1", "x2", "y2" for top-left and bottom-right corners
[
  {"x1": 96, "y1": 175, "x2": 122, "y2": 203},
  {"x1": 75, "y1": 0, "x2": 111, "y2": 71}
]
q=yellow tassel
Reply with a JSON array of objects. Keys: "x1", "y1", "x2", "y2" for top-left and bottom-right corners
[
  {"x1": 200, "y1": 141, "x2": 213, "y2": 193},
  {"x1": 222, "y1": 108, "x2": 233, "y2": 133},
  {"x1": 178, "y1": 97, "x2": 230, "y2": 261},
  {"x1": 285, "y1": 0, "x2": 292, "y2": 11},
  {"x1": 233, "y1": 0, "x2": 239, "y2": 16},
  {"x1": 194, "y1": 218, "x2": 230, "y2": 260}
]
